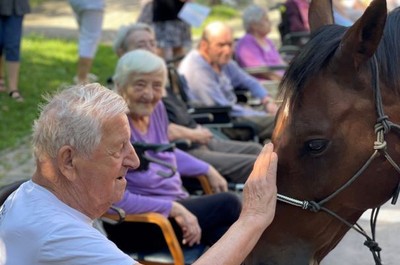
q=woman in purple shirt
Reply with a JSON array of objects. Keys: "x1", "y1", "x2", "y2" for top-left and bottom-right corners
[
  {"x1": 104, "y1": 49, "x2": 241, "y2": 253},
  {"x1": 235, "y1": 4, "x2": 286, "y2": 81}
]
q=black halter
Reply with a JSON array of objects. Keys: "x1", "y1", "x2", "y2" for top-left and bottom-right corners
[{"x1": 277, "y1": 55, "x2": 400, "y2": 265}]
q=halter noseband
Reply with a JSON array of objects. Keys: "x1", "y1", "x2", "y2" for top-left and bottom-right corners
[{"x1": 277, "y1": 55, "x2": 400, "y2": 265}]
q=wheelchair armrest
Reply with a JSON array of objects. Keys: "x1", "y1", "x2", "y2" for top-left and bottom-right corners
[
  {"x1": 172, "y1": 139, "x2": 192, "y2": 151},
  {"x1": 279, "y1": 45, "x2": 301, "y2": 54},
  {"x1": 243, "y1": 65, "x2": 287, "y2": 75},
  {"x1": 187, "y1": 106, "x2": 232, "y2": 124},
  {"x1": 234, "y1": 88, "x2": 252, "y2": 104},
  {"x1": 190, "y1": 113, "x2": 214, "y2": 123},
  {"x1": 101, "y1": 205, "x2": 126, "y2": 225},
  {"x1": 132, "y1": 142, "x2": 177, "y2": 177},
  {"x1": 234, "y1": 89, "x2": 262, "y2": 106},
  {"x1": 282, "y1": 31, "x2": 310, "y2": 47}
]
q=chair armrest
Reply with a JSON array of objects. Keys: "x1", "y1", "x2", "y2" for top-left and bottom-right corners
[
  {"x1": 243, "y1": 65, "x2": 287, "y2": 75},
  {"x1": 187, "y1": 106, "x2": 232, "y2": 114},
  {"x1": 132, "y1": 142, "x2": 177, "y2": 177},
  {"x1": 278, "y1": 45, "x2": 301, "y2": 54},
  {"x1": 190, "y1": 113, "x2": 214, "y2": 123},
  {"x1": 188, "y1": 106, "x2": 232, "y2": 124},
  {"x1": 102, "y1": 211, "x2": 185, "y2": 265},
  {"x1": 172, "y1": 139, "x2": 192, "y2": 151},
  {"x1": 196, "y1": 175, "x2": 213, "y2": 195},
  {"x1": 181, "y1": 174, "x2": 214, "y2": 196},
  {"x1": 282, "y1": 31, "x2": 310, "y2": 46}
]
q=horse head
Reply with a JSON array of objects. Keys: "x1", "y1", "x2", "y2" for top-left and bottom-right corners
[{"x1": 245, "y1": 0, "x2": 400, "y2": 264}]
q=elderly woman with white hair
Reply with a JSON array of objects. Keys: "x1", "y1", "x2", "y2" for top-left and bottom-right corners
[
  {"x1": 103, "y1": 49, "x2": 242, "y2": 254},
  {"x1": 235, "y1": 4, "x2": 286, "y2": 81}
]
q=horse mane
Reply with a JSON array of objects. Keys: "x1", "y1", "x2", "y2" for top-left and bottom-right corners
[
  {"x1": 280, "y1": 7, "x2": 400, "y2": 105},
  {"x1": 376, "y1": 7, "x2": 400, "y2": 93}
]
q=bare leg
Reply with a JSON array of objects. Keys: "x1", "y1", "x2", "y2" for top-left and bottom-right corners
[
  {"x1": 0, "y1": 56, "x2": 5, "y2": 92},
  {"x1": 7, "y1": 61, "x2": 23, "y2": 102},
  {"x1": 72, "y1": 9, "x2": 103, "y2": 84},
  {"x1": 76, "y1": 57, "x2": 93, "y2": 84}
]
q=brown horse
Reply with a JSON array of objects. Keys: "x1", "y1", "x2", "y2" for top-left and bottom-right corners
[{"x1": 244, "y1": 0, "x2": 400, "y2": 264}]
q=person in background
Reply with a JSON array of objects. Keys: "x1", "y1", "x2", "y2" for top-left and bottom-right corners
[
  {"x1": 113, "y1": 23, "x2": 263, "y2": 184},
  {"x1": 0, "y1": 0, "x2": 30, "y2": 102},
  {"x1": 333, "y1": 0, "x2": 368, "y2": 26},
  {"x1": 152, "y1": 0, "x2": 191, "y2": 61},
  {"x1": 178, "y1": 21, "x2": 278, "y2": 143},
  {"x1": 68, "y1": 0, "x2": 104, "y2": 84},
  {"x1": 235, "y1": 4, "x2": 286, "y2": 81},
  {"x1": 137, "y1": 0, "x2": 153, "y2": 24},
  {"x1": 284, "y1": 0, "x2": 310, "y2": 33},
  {"x1": 105, "y1": 49, "x2": 242, "y2": 253},
  {"x1": 0, "y1": 83, "x2": 277, "y2": 265}
]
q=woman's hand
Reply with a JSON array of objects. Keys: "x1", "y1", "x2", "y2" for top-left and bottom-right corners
[
  {"x1": 170, "y1": 202, "x2": 202, "y2": 246},
  {"x1": 192, "y1": 125, "x2": 213, "y2": 145},
  {"x1": 206, "y1": 165, "x2": 228, "y2": 193}
]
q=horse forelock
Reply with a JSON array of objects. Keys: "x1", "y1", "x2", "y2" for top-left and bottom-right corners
[{"x1": 375, "y1": 7, "x2": 400, "y2": 94}]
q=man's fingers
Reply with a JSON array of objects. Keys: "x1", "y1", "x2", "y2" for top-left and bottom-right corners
[
  {"x1": 251, "y1": 143, "x2": 274, "y2": 178},
  {"x1": 266, "y1": 152, "x2": 278, "y2": 186}
]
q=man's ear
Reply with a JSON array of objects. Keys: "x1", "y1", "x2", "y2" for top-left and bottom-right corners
[
  {"x1": 198, "y1": 39, "x2": 208, "y2": 52},
  {"x1": 57, "y1": 145, "x2": 77, "y2": 182}
]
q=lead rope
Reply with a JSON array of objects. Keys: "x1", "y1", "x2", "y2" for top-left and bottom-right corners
[{"x1": 277, "y1": 55, "x2": 400, "y2": 265}]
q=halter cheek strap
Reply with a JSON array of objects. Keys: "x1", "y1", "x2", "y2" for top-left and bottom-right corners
[{"x1": 276, "y1": 55, "x2": 400, "y2": 265}]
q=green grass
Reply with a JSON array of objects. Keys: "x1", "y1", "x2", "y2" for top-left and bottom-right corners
[
  {"x1": 0, "y1": 4, "x2": 240, "y2": 152},
  {"x1": 0, "y1": 35, "x2": 118, "y2": 151},
  {"x1": 31, "y1": 0, "x2": 47, "y2": 8}
]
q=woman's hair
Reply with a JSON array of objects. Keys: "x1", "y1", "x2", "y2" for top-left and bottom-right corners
[
  {"x1": 242, "y1": 4, "x2": 267, "y2": 32},
  {"x1": 113, "y1": 49, "x2": 167, "y2": 89},
  {"x1": 113, "y1": 23, "x2": 154, "y2": 54},
  {"x1": 32, "y1": 83, "x2": 128, "y2": 160}
]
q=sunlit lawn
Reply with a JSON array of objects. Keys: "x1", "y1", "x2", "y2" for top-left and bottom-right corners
[
  {"x1": 0, "y1": 35, "x2": 118, "y2": 151},
  {"x1": 0, "y1": 4, "x2": 240, "y2": 152}
]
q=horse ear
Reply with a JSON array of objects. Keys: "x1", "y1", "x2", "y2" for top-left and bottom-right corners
[
  {"x1": 308, "y1": 0, "x2": 334, "y2": 33},
  {"x1": 334, "y1": 0, "x2": 387, "y2": 69}
]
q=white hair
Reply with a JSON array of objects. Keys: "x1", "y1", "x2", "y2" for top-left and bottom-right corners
[
  {"x1": 32, "y1": 83, "x2": 128, "y2": 160},
  {"x1": 242, "y1": 4, "x2": 268, "y2": 32},
  {"x1": 113, "y1": 23, "x2": 154, "y2": 54},
  {"x1": 113, "y1": 49, "x2": 167, "y2": 89}
]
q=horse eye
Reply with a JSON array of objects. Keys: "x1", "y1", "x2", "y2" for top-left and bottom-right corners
[{"x1": 305, "y1": 139, "x2": 329, "y2": 155}]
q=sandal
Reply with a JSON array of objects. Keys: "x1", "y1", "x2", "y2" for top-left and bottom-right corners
[
  {"x1": 0, "y1": 79, "x2": 6, "y2": 92},
  {"x1": 9, "y1": 90, "x2": 24, "y2": 102}
]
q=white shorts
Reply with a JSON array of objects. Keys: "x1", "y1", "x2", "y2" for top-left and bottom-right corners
[{"x1": 70, "y1": 6, "x2": 104, "y2": 58}]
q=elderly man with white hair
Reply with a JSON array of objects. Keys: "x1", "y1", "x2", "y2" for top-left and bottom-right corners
[{"x1": 0, "y1": 82, "x2": 277, "y2": 265}]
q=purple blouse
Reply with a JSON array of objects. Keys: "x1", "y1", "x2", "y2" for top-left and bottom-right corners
[
  {"x1": 235, "y1": 33, "x2": 285, "y2": 73},
  {"x1": 114, "y1": 101, "x2": 210, "y2": 217}
]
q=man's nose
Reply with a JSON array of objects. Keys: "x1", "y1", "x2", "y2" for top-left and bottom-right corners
[{"x1": 125, "y1": 143, "x2": 140, "y2": 170}]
